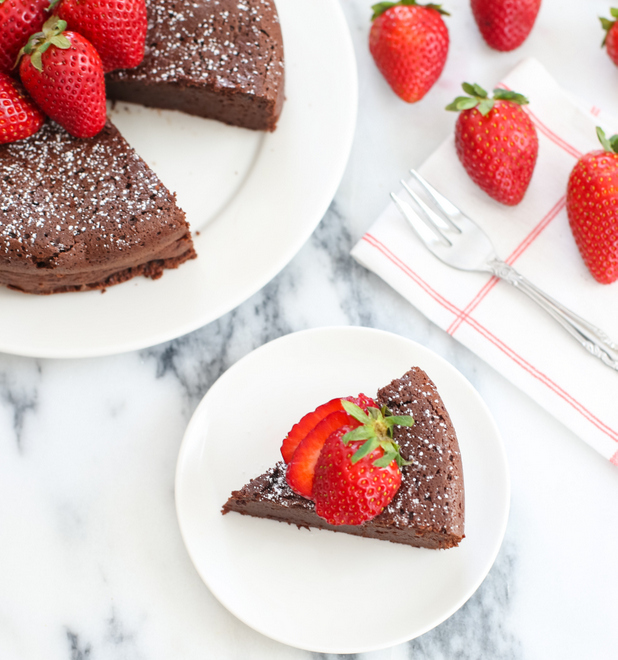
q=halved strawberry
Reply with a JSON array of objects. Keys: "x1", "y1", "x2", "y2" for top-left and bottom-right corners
[{"x1": 281, "y1": 394, "x2": 374, "y2": 463}]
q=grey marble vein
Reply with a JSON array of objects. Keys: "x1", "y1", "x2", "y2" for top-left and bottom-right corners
[
  {"x1": 66, "y1": 630, "x2": 91, "y2": 660},
  {"x1": 0, "y1": 357, "x2": 40, "y2": 451}
]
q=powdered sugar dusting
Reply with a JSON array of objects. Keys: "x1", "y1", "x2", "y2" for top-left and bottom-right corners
[
  {"x1": 0, "y1": 121, "x2": 182, "y2": 267},
  {"x1": 378, "y1": 368, "x2": 464, "y2": 536},
  {"x1": 110, "y1": 0, "x2": 284, "y2": 94}
]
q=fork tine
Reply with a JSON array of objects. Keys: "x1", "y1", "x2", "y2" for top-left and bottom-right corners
[
  {"x1": 390, "y1": 192, "x2": 451, "y2": 247},
  {"x1": 409, "y1": 169, "x2": 463, "y2": 232},
  {"x1": 400, "y1": 179, "x2": 456, "y2": 236}
]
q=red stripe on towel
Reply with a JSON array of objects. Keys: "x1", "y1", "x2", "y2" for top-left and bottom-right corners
[{"x1": 362, "y1": 233, "x2": 618, "y2": 447}]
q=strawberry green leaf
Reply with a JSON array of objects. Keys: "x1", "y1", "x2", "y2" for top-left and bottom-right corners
[
  {"x1": 351, "y1": 436, "x2": 379, "y2": 463},
  {"x1": 445, "y1": 96, "x2": 479, "y2": 112},
  {"x1": 371, "y1": 0, "x2": 448, "y2": 21},
  {"x1": 30, "y1": 51, "x2": 43, "y2": 72},
  {"x1": 597, "y1": 126, "x2": 613, "y2": 151},
  {"x1": 342, "y1": 426, "x2": 376, "y2": 444},
  {"x1": 600, "y1": 16, "x2": 614, "y2": 31},
  {"x1": 371, "y1": 1, "x2": 398, "y2": 20},
  {"x1": 373, "y1": 450, "x2": 398, "y2": 467},
  {"x1": 462, "y1": 82, "x2": 486, "y2": 98},
  {"x1": 50, "y1": 35, "x2": 71, "y2": 49},
  {"x1": 493, "y1": 89, "x2": 529, "y2": 105},
  {"x1": 385, "y1": 414, "x2": 414, "y2": 428},
  {"x1": 477, "y1": 98, "x2": 495, "y2": 116},
  {"x1": 447, "y1": 83, "x2": 530, "y2": 115},
  {"x1": 600, "y1": 12, "x2": 617, "y2": 46},
  {"x1": 341, "y1": 399, "x2": 370, "y2": 424}
]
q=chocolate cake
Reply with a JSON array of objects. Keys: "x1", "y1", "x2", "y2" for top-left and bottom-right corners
[
  {"x1": 223, "y1": 367, "x2": 465, "y2": 549},
  {"x1": 0, "y1": 120, "x2": 196, "y2": 294},
  {"x1": 106, "y1": 0, "x2": 285, "y2": 131}
]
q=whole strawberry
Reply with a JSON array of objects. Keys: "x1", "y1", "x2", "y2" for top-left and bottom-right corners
[
  {"x1": 566, "y1": 127, "x2": 618, "y2": 285},
  {"x1": 54, "y1": 0, "x2": 147, "y2": 73},
  {"x1": 471, "y1": 0, "x2": 541, "y2": 52},
  {"x1": 369, "y1": 0, "x2": 449, "y2": 103},
  {"x1": 446, "y1": 83, "x2": 538, "y2": 206},
  {"x1": 312, "y1": 400, "x2": 413, "y2": 526},
  {"x1": 600, "y1": 8, "x2": 618, "y2": 67},
  {"x1": 0, "y1": 71, "x2": 45, "y2": 143},
  {"x1": 0, "y1": 0, "x2": 50, "y2": 74},
  {"x1": 18, "y1": 16, "x2": 106, "y2": 138}
]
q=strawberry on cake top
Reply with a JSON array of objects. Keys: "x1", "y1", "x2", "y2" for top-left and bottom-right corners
[{"x1": 223, "y1": 367, "x2": 465, "y2": 549}]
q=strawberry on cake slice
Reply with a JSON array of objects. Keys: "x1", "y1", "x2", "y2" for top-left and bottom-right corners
[{"x1": 223, "y1": 367, "x2": 465, "y2": 549}]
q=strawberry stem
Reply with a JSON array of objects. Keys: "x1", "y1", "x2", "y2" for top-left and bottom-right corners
[
  {"x1": 340, "y1": 399, "x2": 413, "y2": 467},
  {"x1": 17, "y1": 15, "x2": 71, "y2": 72}
]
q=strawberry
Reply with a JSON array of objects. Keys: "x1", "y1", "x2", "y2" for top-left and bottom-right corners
[
  {"x1": 0, "y1": 0, "x2": 50, "y2": 74},
  {"x1": 600, "y1": 8, "x2": 618, "y2": 67},
  {"x1": 369, "y1": 0, "x2": 449, "y2": 103},
  {"x1": 446, "y1": 83, "x2": 538, "y2": 206},
  {"x1": 281, "y1": 394, "x2": 374, "y2": 463},
  {"x1": 18, "y1": 16, "x2": 106, "y2": 138},
  {"x1": 312, "y1": 401, "x2": 414, "y2": 526},
  {"x1": 54, "y1": 0, "x2": 147, "y2": 73},
  {"x1": 285, "y1": 395, "x2": 375, "y2": 498},
  {"x1": 566, "y1": 127, "x2": 618, "y2": 285},
  {"x1": 471, "y1": 0, "x2": 541, "y2": 52},
  {"x1": 0, "y1": 71, "x2": 45, "y2": 143},
  {"x1": 287, "y1": 411, "x2": 358, "y2": 498}
]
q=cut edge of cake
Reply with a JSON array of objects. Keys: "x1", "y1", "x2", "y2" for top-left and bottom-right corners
[{"x1": 106, "y1": 0, "x2": 285, "y2": 131}]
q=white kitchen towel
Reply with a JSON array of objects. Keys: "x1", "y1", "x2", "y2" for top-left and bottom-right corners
[{"x1": 351, "y1": 57, "x2": 618, "y2": 465}]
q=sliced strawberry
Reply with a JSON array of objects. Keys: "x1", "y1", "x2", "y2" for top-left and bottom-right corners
[
  {"x1": 281, "y1": 398, "x2": 345, "y2": 463},
  {"x1": 281, "y1": 394, "x2": 375, "y2": 463},
  {"x1": 286, "y1": 410, "x2": 357, "y2": 498}
]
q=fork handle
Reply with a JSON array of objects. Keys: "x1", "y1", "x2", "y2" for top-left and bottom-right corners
[{"x1": 489, "y1": 260, "x2": 618, "y2": 371}]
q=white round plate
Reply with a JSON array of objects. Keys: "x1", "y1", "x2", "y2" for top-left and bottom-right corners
[
  {"x1": 175, "y1": 327, "x2": 510, "y2": 654},
  {"x1": 0, "y1": 0, "x2": 357, "y2": 358}
]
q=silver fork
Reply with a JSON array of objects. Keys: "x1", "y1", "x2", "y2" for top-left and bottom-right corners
[{"x1": 391, "y1": 169, "x2": 618, "y2": 371}]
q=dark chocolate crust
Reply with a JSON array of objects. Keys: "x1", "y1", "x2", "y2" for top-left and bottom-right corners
[
  {"x1": 222, "y1": 367, "x2": 465, "y2": 549},
  {"x1": 0, "y1": 120, "x2": 196, "y2": 295},
  {"x1": 106, "y1": 0, "x2": 285, "y2": 131}
]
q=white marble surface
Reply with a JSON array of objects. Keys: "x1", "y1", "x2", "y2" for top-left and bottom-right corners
[{"x1": 2, "y1": 0, "x2": 618, "y2": 658}]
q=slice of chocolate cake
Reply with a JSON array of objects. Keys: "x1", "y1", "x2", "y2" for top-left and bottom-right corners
[
  {"x1": 0, "y1": 120, "x2": 196, "y2": 294},
  {"x1": 223, "y1": 367, "x2": 465, "y2": 549},
  {"x1": 106, "y1": 0, "x2": 285, "y2": 131}
]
